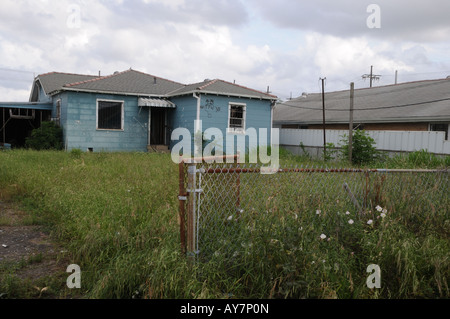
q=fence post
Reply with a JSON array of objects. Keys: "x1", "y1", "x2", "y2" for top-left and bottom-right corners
[
  {"x1": 364, "y1": 171, "x2": 370, "y2": 209},
  {"x1": 349, "y1": 82, "x2": 354, "y2": 164},
  {"x1": 186, "y1": 162, "x2": 197, "y2": 259},
  {"x1": 236, "y1": 152, "x2": 241, "y2": 210},
  {"x1": 178, "y1": 162, "x2": 187, "y2": 255}
]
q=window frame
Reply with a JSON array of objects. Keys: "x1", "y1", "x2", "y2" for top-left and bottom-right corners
[
  {"x1": 227, "y1": 102, "x2": 246, "y2": 134},
  {"x1": 52, "y1": 99, "x2": 61, "y2": 127},
  {"x1": 96, "y1": 99, "x2": 124, "y2": 131},
  {"x1": 429, "y1": 123, "x2": 449, "y2": 140}
]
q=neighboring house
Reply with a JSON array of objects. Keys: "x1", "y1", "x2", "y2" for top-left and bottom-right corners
[
  {"x1": 273, "y1": 78, "x2": 450, "y2": 140},
  {"x1": 0, "y1": 69, "x2": 277, "y2": 152}
]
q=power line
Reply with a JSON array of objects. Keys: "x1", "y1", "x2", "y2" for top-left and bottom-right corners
[
  {"x1": 278, "y1": 97, "x2": 450, "y2": 112},
  {"x1": 0, "y1": 67, "x2": 36, "y2": 75},
  {"x1": 361, "y1": 65, "x2": 381, "y2": 88}
]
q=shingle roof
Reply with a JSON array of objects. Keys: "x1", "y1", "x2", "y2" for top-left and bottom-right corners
[
  {"x1": 35, "y1": 69, "x2": 276, "y2": 100},
  {"x1": 61, "y1": 69, "x2": 185, "y2": 96},
  {"x1": 169, "y1": 78, "x2": 277, "y2": 100},
  {"x1": 37, "y1": 72, "x2": 100, "y2": 96},
  {"x1": 274, "y1": 78, "x2": 450, "y2": 124}
]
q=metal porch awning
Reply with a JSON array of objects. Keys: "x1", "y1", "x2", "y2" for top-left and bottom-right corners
[
  {"x1": 0, "y1": 102, "x2": 53, "y2": 111},
  {"x1": 138, "y1": 98, "x2": 175, "y2": 108}
]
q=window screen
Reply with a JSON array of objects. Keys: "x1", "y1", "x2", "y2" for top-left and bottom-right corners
[{"x1": 97, "y1": 101, "x2": 123, "y2": 130}]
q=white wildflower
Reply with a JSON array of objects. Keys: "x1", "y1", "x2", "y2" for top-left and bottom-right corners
[
  {"x1": 227, "y1": 215, "x2": 233, "y2": 221},
  {"x1": 367, "y1": 219, "x2": 373, "y2": 225},
  {"x1": 345, "y1": 211, "x2": 350, "y2": 215},
  {"x1": 316, "y1": 209, "x2": 321, "y2": 215},
  {"x1": 375, "y1": 205, "x2": 382, "y2": 212},
  {"x1": 348, "y1": 219, "x2": 354, "y2": 225},
  {"x1": 380, "y1": 213, "x2": 386, "y2": 218},
  {"x1": 320, "y1": 234, "x2": 327, "y2": 240},
  {"x1": 382, "y1": 208, "x2": 387, "y2": 214}
]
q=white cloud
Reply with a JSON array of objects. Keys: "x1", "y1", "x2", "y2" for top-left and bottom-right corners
[
  {"x1": 0, "y1": 87, "x2": 32, "y2": 102},
  {"x1": 0, "y1": 0, "x2": 449, "y2": 102},
  {"x1": 142, "y1": 0, "x2": 185, "y2": 9},
  {"x1": 307, "y1": 33, "x2": 413, "y2": 80}
]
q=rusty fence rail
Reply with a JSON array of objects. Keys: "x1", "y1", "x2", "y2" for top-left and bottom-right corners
[{"x1": 178, "y1": 158, "x2": 449, "y2": 260}]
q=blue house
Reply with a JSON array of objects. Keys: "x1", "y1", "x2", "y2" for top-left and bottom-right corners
[{"x1": 0, "y1": 69, "x2": 277, "y2": 154}]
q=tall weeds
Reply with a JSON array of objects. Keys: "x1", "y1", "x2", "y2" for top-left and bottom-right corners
[{"x1": 0, "y1": 149, "x2": 448, "y2": 298}]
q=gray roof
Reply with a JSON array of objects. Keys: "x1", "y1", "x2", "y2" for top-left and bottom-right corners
[
  {"x1": 61, "y1": 69, "x2": 184, "y2": 96},
  {"x1": 274, "y1": 78, "x2": 450, "y2": 124},
  {"x1": 34, "y1": 69, "x2": 277, "y2": 100},
  {"x1": 37, "y1": 72, "x2": 100, "y2": 96},
  {"x1": 169, "y1": 78, "x2": 277, "y2": 100}
]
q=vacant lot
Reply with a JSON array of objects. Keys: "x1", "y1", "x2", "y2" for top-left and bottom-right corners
[{"x1": 0, "y1": 149, "x2": 448, "y2": 299}]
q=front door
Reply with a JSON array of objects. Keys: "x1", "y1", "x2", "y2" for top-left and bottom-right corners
[{"x1": 150, "y1": 108, "x2": 166, "y2": 145}]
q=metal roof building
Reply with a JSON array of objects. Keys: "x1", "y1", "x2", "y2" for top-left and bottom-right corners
[{"x1": 274, "y1": 78, "x2": 450, "y2": 126}]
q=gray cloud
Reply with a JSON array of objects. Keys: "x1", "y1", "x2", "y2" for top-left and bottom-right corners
[
  {"x1": 102, "y1": 0, "x2": 249, "y2": 30},
  {"x1": 248, "y1": 0, "x2": 450, "y2": 42}
]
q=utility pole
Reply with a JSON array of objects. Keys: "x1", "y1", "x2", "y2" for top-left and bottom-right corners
[
  {"x1": 362, "y1": 65, "x2": 381, "y2": 88},
  {"x1": 320, "y1": 77, "x2": 327, "y2": 160},
  {"x1": 349, "y1": 82, "x2": 354, "y2": 164}
]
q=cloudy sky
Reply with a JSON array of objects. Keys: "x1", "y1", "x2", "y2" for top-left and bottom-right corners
[{"x1": 1, "y1": 0, "x2": 450, "y2": 101}]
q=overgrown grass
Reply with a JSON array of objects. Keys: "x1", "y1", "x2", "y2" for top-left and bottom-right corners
[{"x1": 0, "y1": 148, "x2": 448, "y2": 299}]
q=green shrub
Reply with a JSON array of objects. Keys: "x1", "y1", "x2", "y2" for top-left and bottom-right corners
[
  {"x1": 340, "y1": 129, "x2": 382, "y2": 165},
  {"x1": 70, "y1": 148, "x2": 83, "y2": 159},
  {"x1": 323, "y1": 142, "x2": 337, "y2": 161},
  {"x1": 25, "y1": 122, "x2": 63, "y2": 151}
]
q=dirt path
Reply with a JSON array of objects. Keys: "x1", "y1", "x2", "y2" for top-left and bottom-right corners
[{"x1": 0, "y1": 200, "x2": 72, "y2": 298}]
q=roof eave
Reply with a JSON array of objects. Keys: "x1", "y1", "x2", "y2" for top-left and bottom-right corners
[
  {"x1": 52, "y1": 87, "x2": 168, "y2": 98},
  {"x1": 29, "y1": 78, "x2": 44, "y2": 102},
  {"x1": 168, "y1": 89, "x2": 277, "y2": 101},
  {"x1": 274, "y1": 116, "x2": 450, "y2": 125}
]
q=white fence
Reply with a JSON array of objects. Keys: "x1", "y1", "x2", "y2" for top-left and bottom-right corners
[{"x1": 280, "y1": 129, "x2": 450, "y2": 156}]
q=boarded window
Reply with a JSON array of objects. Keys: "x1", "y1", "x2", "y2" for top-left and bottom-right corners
[{"x1": 97, "y1": 100, "x2": 123, "y2": 130}]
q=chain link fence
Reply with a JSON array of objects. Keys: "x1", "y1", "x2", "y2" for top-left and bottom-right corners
[{"x1": 178, "y1": 157, "x2": 449, "y2": 262}]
